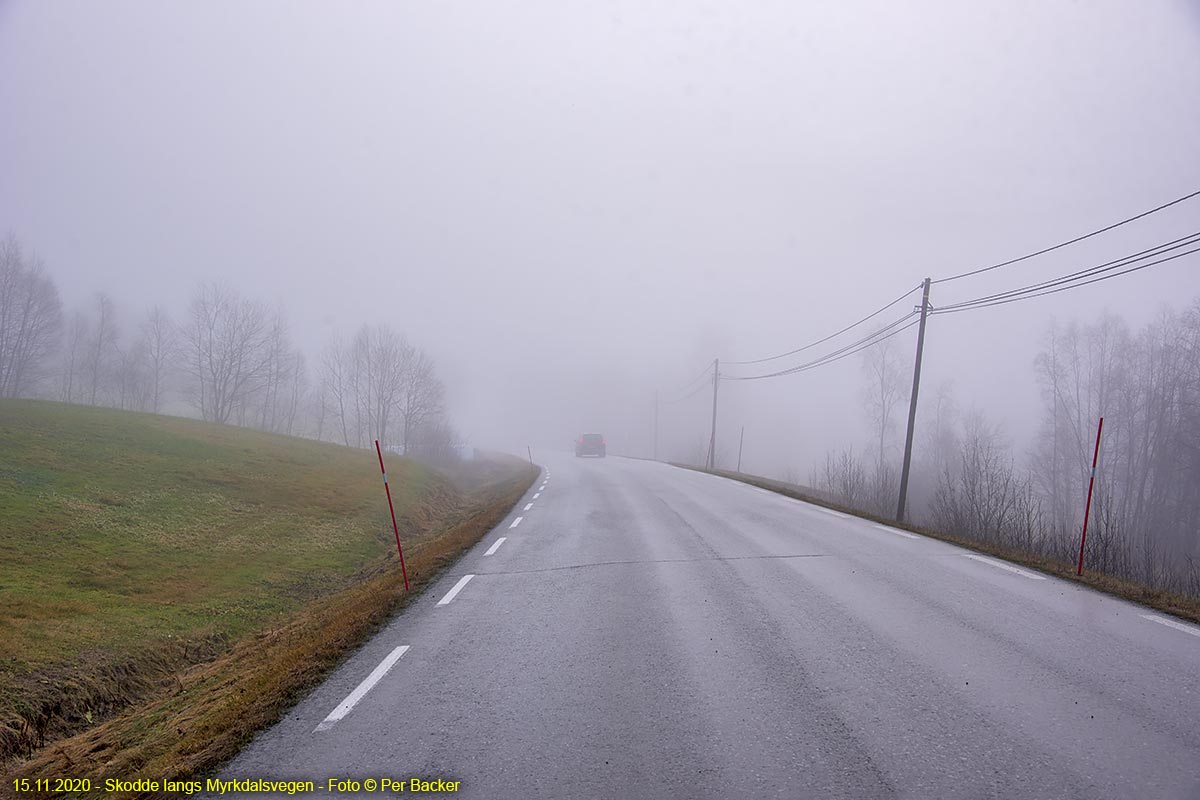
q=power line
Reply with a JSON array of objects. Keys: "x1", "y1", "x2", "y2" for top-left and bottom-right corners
[
  {"x1": 662, "y1": 378, "x2": 712, "y2": 404},
  {"x1": 937, "y1": 230, "x2": 1200, "y2": 311},
  {"x1": 935, "y1": 231, "x2": 1200, "y2": 315},
  {"x1": 933, "y1": 245, "x2": 1200, "y2": 316},
  {"x1": 662, "y1": 363, "x2": 715, "y2": 404},
  {"x1": 932, "y1": 188, "x2": 1200, "y2": 285},
  {"x1": 724, "y1": 282, "x2": 922, "y2": 366},
  {"x1": 723, "y1": 311, "x2": 919, "y2": 381}
]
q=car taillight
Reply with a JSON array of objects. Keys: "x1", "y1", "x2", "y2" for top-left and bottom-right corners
[{"x1": 602, "y1": 437, "x2": 606, "y2": 445}]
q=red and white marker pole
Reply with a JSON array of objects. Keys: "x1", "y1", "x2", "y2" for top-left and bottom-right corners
[
  {"x1": 1076, "y1": 417, "x2": 1104, "y2": 577},
  {"x1": 375, "y1": 440, "x2": 410, "y2": 592}
]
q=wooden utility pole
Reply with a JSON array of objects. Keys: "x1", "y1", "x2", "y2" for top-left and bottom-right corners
[
  {"x1": 896, "y1": 277, "x2": 932, "y2": 522},
  {"x1": 737, "y1": 425, "x2": 745, "y2": 473},
  {"x1": 654, "y1": 390, "x2": 659, "y2": 461},
  {"x1": 707, "y1": 359, "x2": 719, "y2": 470}
]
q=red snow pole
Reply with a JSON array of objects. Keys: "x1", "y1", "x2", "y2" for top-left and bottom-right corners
[
  {"x1": 1076, "y1": 417, "x2": 1104, "y2": 577},
  {"x1": 375, "y1": 440, "x2": 410, "y2": 591}
]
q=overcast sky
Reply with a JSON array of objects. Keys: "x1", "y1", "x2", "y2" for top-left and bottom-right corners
[{"x1": 2, "y1": 1, "x2": 1199, "y2": 476}]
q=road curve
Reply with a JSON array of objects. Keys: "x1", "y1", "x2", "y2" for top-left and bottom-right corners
[{"x1": 217, "y1": 453, "x2": 1200, "y2": 799}]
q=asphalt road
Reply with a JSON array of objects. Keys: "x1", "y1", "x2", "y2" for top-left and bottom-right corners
[{"x1": 218, "y1": 454, "x2": 1200, "y2": 799}]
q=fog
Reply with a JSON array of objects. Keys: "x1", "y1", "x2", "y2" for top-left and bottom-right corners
[{"x1": 3, "y1": 0, "x2": 1199, "y2": 480}]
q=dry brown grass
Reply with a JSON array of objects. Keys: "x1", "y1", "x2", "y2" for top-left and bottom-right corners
[
  {"x1": 2, "y1": 466, "x2": 536, "y2": 799},
  {"x1": 680, "y1": 465, "x2": 1200, "y2": 626}
]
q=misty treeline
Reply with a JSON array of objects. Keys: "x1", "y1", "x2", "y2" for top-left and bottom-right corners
[
  {"x1": 810, "y1": 301, "x2": 1200, "y2": 598},
  {"x1": 0, "y1": 234, "x2": 460, "y2": 463}
]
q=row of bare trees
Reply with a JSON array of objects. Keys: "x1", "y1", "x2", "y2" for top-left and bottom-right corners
[
  {"x1": 180, "y1": 283, "x2": 309, "y2": 434},
  {"x1": 1029, "y1": 307, "x2": 1200, "y2": 591},
  {"x1": 318, "y1": 325, "x2": 450, "y2": 457},
  {"x1": 58, "y1": 294, "x2": 179, "y2": 414},
  {"x1": 812, "y1": 299, "x2": 1200, "y2": 598},
  {"x1": 0, "y1": 235, "x2": 460, "y2": 462},
  {"x1": 0, "y1": 236, "x2": 62, "y2": 398}
]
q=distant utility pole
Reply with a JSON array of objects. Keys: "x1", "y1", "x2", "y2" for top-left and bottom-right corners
[
  {"x1": 896, "y1": 277, "x2": 932, "y2": 523},
  {"x1": 737, "y1": 425, "x2": 745, "y2": 473},
  {"x1": 654, "y1": 390, "x2": 659, "y2": 461},
  {"x1": 707, "y1": 358, "x2": 719, "y2": 470}
]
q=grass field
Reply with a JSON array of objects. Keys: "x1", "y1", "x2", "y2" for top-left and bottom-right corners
[{"x1": 0, "y1": 399, "x2": 533, "y2": 778}]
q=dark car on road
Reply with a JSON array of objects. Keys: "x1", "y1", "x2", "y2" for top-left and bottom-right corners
[{"x1": 575, "y1": 433, "x2": 606, "y2": 458}]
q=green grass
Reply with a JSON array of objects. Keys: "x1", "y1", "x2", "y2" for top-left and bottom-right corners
[
  {"x1": 0, "y1": 399, "x2": 465, "y2": 761},
  {"x1": 7, "y1": 466, "x2": 536, "y2": 793}
]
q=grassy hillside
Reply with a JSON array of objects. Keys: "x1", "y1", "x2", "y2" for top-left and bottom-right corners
[{"x1": 0, "y1": 399, "x2": 524, "y2": 772}]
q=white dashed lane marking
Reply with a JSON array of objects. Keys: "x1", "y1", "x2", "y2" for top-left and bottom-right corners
[
  {"x1": 314, "y1": 645, "x2": 409, "y2": 732},
  {"x1": 437, "y1": 575, "x2": 475, "y2": 606},
  {"x1": 510, "y1": 516, "x2": 523, "y2": 529},
  {"x1": 484, "y1": 538, "x2": 507, "y2": 556}
]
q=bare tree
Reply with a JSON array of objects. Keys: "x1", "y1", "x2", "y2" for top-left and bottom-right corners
[
  {"x1": 275, "y1": 350, "x2": 307, "y2": 436},
  {"x1": 860, "y1": 339, "x2": 905, "y2": 514},
  {"x1": 408, "y1": 417, "x2": 461, "y2": 465},
  {"x1": 319, "y1": 325, "x2": 435, "y2": 450},
  {"x1": 813, "y1": 446, "x2": 868, "y2": 509},
  {"x1": 140, "y1": 306, "x2": 177, "y2": 414},
  {"x1": 249, "y1": 311, "x2": 306, "y2": 434},
  {"x1": 0, "y1": 235, "x2": 63, "y2": 398},
  {"x1": 82, "y1": 293, "x2": 119, "y2": 406},
  {"x1": 908, "y1": 380, "x2": 959, "y2": 519},
  {"x1": 353, "y1": 325, "x2": 407, "y2": 446},
  {"x1": 59, "y1": 311, "x2": 89, "y2": 403},
  {"x1": 184, "y1": 282, "x2": 272, "y2": 424},
  {"x1": 114, "y1": 338, "x2": 151, "y2": 411},
  {"x1": 321, "y1": 334, "x2": 354, "y2": 446},
  {"x1": 933, "y1": 413, "x2": 1039, "y2": 546},
  {"x1": 398, "y1": 343, "x2": 445, "y2": 454},
  {"x1": 861, "y1": 338, "x2": 905, "y2": 472}
]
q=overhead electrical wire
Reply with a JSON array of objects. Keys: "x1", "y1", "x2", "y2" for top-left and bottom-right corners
[
  {"x1": 662, "y1": 376, "x2": 713, "y2": 404},
  {"x1": 661, "y1": 362, "x2": 715, "y2": 404},
  {"x1": 931, "y1": 187, "x2": 1200, "y2": 285},
  {"x1": 723, "y1": 282, "x2": 923, "y2": 366},
  {"x1": 723, "y1": 311, "x2": 919, "y2": 381},
  {"x1": 935, "y1": 230, "x2": 1200, "y2": 315},
  {"x1": 934, "y1": 244, "x2": 1200, "y2": 316},
  {"x1": 665, "y1": 193, "x2": 1200, "y2": 389}
]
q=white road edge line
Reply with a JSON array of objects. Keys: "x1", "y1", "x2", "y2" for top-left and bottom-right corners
[
  {"x1": 813, "y1": 506, "x2": 847, "y2": 519},
  {"x1": 524, "y1": 503, "x2": 533, "y2": 511},
  {"x1": 872, "y1": 524, "x2": 920, "y2": 540},
  {"x1": 1140, "y1": 613, "x2": 1200, "y2": 638},
  {"x1": 510, "y1": 516, "x2": 523, "y2": 528},
  {"x1": 437, "y1": 574, "x2": 475, "y2": 606},
  {"x1": 314, "y1": 645, "x2": 409, "y2": 732},
  {"x1": 963, "y1": 554, "x2": 1046, "y2": 580},
  {"x1": 484, "y1": 537, "x2": 507, "y2": 556}
]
